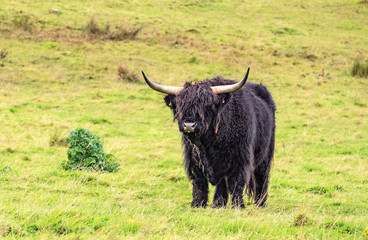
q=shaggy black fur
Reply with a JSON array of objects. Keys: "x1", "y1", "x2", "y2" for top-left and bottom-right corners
[{"x1": 163, "y1": 76, "x2": 276, "y2": 208}]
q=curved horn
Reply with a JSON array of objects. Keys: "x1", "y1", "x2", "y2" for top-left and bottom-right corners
[
  {"x1": 211, "y1": 67, "x2": 250, "y2": 94},
  {"x1": 142, "y1": 71, "x2": 183, "y2": 95}
]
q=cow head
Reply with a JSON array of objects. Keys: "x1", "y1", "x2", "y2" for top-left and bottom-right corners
[{"x1": 142, "y1": 68, "x2": 250, "y2": 140}]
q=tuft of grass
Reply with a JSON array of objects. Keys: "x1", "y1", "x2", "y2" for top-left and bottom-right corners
[
  {"x1": 1, "y1": 49, "x2": 7, "y2": 59},
  {"x1": 351, "y1": 60, "x2": 368, "y2": 78},
  {"x1": 11, "y1": 12, "x2": 35, "y2": 32},
  {"x1": 83, "y1": 16, "x2": 108, "y2": 37},
  {"x1": 49, "y1": 129, "x2": 68, "y2": 147},
  {"x1": 106, "y1": 24, "x2": 142, "y2": 41},
  {"x1": 83, "y1": 16, "x2": 141, "y2": 41},
  {"x1": 307, "y1": 186, "x2": 330, "y2": 195},
  {"x1": 89, "y1": 117, "x2": 112, "y2": 125},
  {"x1": 189, "y1": 56, "x2": 199, "y2": 64},
  {"x1": 117, "y1": 63, "x2": 139, "y2": 83},
  {"x1": 168, "y1": 173, "x2": 184, "y2": 182},
  {"x1": 294, "y1": 213, "x2": 309, "y2": 227},
  {"x1": 1, "y1": 166, "x2": 12, "y2": 173},
  {"x1": 363, "y1": 227, "x2": 368, "y2": 239}
]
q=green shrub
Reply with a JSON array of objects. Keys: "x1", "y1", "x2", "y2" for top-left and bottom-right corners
[{"x1": 62, "y1": 128, "x2": 119, "y2": 172}]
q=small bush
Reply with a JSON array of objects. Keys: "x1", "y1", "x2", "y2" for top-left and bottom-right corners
[
  {"x1": 117, "y1": 63, "x2": 139, "y2": 82},
  {"x1": 351, "y1": 60, "x2": 368, "y2": 78},
  {"x1": 62, "y1": 128, "x2": 119, "y2": 172}
]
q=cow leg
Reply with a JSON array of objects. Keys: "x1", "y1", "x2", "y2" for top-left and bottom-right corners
[
  {"x1": 253, "y1": 161, "x2": 271, "y2": 207},
  {"x1": 228, "y1": 172, "x2": 246, "y2": 208},
  {"x1": 254, "y1": 133, "x2": 274, "y2": 207},
  {"x1": 191, "y1": 166, "x2": 209, "y2": 208},
  {"x1": 212, "y1": 177, "x2": 229, "y2": 208}
]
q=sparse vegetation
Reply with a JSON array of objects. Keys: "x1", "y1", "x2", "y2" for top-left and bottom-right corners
[
  {"x1": 0, "y1": 49, "x2": 7, "y2": 59},
  {"x1": 294, "y1": 213, "x2": 309, "y2": 227},
  {"x1": 351, "y1": 60, "x2": 368, "y2": 78},
  {"x1": 363, "y1": 227, "x2": 368, "y2": 239},
  {"x1": 83, "y1": 16, "x2": 141, "y2": 41},
  {"x1": 49, "y1": 128, "x2": 68, "y2": 147},
  {"x1": 117, "y1": 63, "x2": 139, "y2": 82},
  {"x1": 11, "y1": 12, "x2": 35, "y2": 32}
]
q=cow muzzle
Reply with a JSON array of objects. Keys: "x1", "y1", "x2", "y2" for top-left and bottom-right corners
[{"x1": 183, "y1": 122, "x2": 197, "y2": 133}]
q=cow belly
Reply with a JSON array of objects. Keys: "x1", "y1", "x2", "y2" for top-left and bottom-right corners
[{"x1": 196, "y1": 157, "x2": 229, "y2": 186}]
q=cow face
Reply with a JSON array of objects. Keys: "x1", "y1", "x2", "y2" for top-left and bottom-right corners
[
  {"x1": 164, "y1": 82, "x2": 231, "y2": 140},
  {"x1": 142, "y1": 68, "x2": 249, "y2": 140}
]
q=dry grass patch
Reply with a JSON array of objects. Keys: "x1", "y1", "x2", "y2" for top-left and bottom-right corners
[
  {"x1": 49, "y1": 129, "x2": 68, "y2": 147},
  {"x1": 116, "y1": 63, "x2": 139, "y2": 83},
  {"x1": 1, "y1": 49, "x2": 7, "y2": 59},
  {"x1": 351, "y1": 60, "x2": 368, "y2": 78},
  {"x1": 11, "y1": 12, "x2": 37, "y2": 32},
  {"x1": 83, "y1": 16, "x2": 141, "y2": 41}
]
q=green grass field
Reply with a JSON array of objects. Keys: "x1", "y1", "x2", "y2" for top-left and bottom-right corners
[{"x1": 0, "y1": 0, "x2": 367, "y2": 239}]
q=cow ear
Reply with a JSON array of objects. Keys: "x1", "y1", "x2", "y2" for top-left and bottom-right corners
[
  {"x1": 164, "y1": 94, "x2": 176, "y2": 110},
  {"x1": 219, "y1": 93, "x2": 232, "y2": 105}
]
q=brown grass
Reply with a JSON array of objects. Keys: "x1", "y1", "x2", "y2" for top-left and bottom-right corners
[
  {"x1": 49, "y1": 129, "x2": 68, "y2": 147},
  {"x1": 11, "y1": 12, "x2": 36, "y2": 32},
  {"x1": 0, "y1": 49, "x2": 7, "y2": 59},
  {"x1": 116, "y1": 63, "x2": 139, "y2": 83},
  {"x1": 294, "y1": 213, "x2": 309, "y2": 227},
  {"x1": 83, "y1": 16, "x2": 141, "y2": 41},
  {"x1": 351, "y1": 60, "x2": 368, "y2": 78}
]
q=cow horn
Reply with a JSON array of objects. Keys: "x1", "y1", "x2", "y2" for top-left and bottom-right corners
[
  {"x1": 142, "y1": 71, "x2": 183, "y2": 95},
  {"x1": 211, "y1": 67, "x2": 250, "y2": 94}
]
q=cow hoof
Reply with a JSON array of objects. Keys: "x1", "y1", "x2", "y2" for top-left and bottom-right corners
[
  {"x1": 212, "y1": 203, "x2": 226, "y2": 208},
  {"x1": 212, "y1": 199, "x2": 227, "y2": 208},
  {"x1": 257, "y1": 203, "x2": 267, "y2": 208},
  {"x1": 191, "y1": 201, "x2": 207, "y2": 208},
  {"x1": 231, "y1": 203, "x2": 245, "y2": 209}
]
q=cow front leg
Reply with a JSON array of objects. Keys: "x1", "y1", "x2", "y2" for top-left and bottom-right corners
[
  {"x1": 212, "y1": 177, "x2": 229, "y2": 208},
  {"x1": 228, "y1": 172, "x2": 246, "y2": 208},
  {"x1": 191, "y1": 167, "x2": 209, "y2": 208}
]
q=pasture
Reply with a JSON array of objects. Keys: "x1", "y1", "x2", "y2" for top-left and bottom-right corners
[{"x1": 0, "y1": 0, "x2": 367, "y2": 239}]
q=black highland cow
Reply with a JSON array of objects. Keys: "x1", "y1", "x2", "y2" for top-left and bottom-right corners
[{"x1": 142, "y1": 68, "x2": 275, "y2": 208}]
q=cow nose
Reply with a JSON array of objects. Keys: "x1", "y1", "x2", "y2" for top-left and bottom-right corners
[{"x1": 183, "y1": 122, "x2": 197, "y2": 132}]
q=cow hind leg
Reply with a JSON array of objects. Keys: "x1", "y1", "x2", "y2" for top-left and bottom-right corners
[
  {"x1": 212, "y1": 177, "x2": 229, "y2": 208},
  {"x1": 253, "y1": 161, "x2": 271, "y2": 207},
  {"x1": 253, "y1": 135, "x2": 274, "y2": 207},
  {"x1": 228, "y1": 172, "x2": 246, "y2": 208}
]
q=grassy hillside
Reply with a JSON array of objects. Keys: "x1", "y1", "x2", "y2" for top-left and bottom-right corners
[{"x1": 0, "y1": 0, "x2": 367, "y2": 239}]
